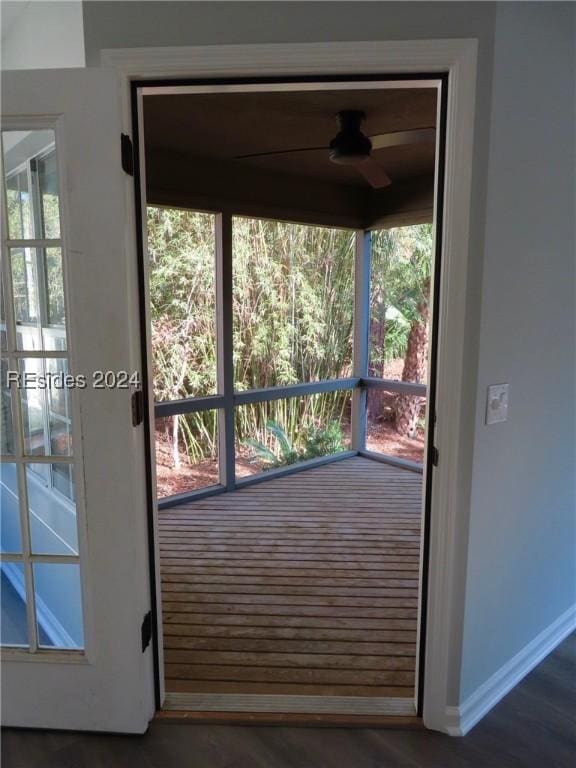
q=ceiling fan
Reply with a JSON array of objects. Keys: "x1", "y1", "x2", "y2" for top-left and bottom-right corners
[{"x1": 234, "y1": 110, "x2": 436, "y2": 189}]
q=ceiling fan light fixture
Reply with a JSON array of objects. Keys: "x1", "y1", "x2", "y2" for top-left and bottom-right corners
[
  {"x1": 328, "y1": 143, "x2": 371, "y2": 165},
  {"x1": 328, "y1": 110, "x2": 372, "y2": 165}
]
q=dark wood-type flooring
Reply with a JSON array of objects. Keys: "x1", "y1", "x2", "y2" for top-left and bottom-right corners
[
  {"x1": 158, "y1": 457, "x2": 422, "y2": 702},
  {"x1": 2, "y1": 634, "x2": 574, "y2": 767}
]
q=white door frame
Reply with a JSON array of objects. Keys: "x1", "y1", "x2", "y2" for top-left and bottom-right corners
[{"x1": 101, "y1": 39, "x2": 478, "y2": 734}]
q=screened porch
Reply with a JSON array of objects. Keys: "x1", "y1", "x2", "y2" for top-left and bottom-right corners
[
  {"x1": 143, "y1": 84, "x2": 436, "y2": 711},
  {"x1": 150, "y1": 215, "x2": 430, "y2": 709}
]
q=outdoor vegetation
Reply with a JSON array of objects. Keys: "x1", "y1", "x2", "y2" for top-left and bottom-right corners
[{"x1": 147, "y1": 207, "x2": 431, "y2": 496}]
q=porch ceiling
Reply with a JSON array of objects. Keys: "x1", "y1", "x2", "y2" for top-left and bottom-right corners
[{"x1": 143, "y1": 86, "x2": 438, "y2": 229}]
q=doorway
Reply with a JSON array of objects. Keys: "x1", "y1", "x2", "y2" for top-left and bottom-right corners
[{"x1": 134, "y1": 77, "x2": 446, "y2": 717}]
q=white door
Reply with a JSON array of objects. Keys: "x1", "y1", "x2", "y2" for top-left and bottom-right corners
[{"x1": 0, "y1": 69, "x2": 155, "y2": 733}]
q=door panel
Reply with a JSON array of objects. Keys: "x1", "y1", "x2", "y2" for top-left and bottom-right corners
[{"x1": 1, "y1": 69, "x2": 154, "y2": 733}]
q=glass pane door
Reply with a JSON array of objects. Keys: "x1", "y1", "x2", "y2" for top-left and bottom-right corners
[{"x1": 1, "y1": 67, "x2": 154, "y2": 734}]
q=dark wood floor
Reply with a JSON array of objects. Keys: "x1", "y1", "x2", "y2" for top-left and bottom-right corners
[{"x1": 2, "y1": 634, "x2": 574, "y2": 767}]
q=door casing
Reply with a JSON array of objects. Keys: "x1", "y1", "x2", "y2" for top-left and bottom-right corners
[{"x1": 102, "y1": 38, "x2": 478, "y2": 734}]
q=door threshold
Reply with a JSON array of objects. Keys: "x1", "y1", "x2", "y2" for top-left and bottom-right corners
[
  {"x1": 156, "y1": 710, "x2": 423, "y2": 728},
  {"x1": 158, "y1": 693, "x2": 419, "y2": 727}
]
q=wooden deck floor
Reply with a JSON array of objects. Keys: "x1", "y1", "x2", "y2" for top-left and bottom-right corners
[{"x1": 158, "y1": 456, "x2": 422, "y2": 704}]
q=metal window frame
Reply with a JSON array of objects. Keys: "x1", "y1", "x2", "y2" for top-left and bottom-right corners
[{"x1": 351, "y1": 231, "x2": 371, "y2": 450}]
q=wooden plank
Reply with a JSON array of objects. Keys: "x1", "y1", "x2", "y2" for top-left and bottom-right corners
[
  {"x1": 158, "y1": 540, "x2": 421, "y2": 551},
  {"x1": 160, "y1": 565, "x2": 419, "y2": 576},
  {"x1": 164, "y1": 679, "x2": 415, "y2": 697},
  {"x1": 158, "y1": 544, "x2": 421, "y2": 558},
  {"x1": 162, "y1": 573, "x2": 418, "y2": 597},
  {"x1": 160, "y1": 533, "x2": 419, "y2": 544},
  {"x1": 162, "y1": 614, "x2": 417, "y2": 629},
  {"x1": 160, "y1": 532, "x2": 419, "y2": 543},
  {"x1": 160, "y1": 528, "x2": 420, "y2": 544},
  {"x1": 164, "y1": 649, "x2": 416, "y2": 671},
  {"x1": 168, "y1": 486, "x2": 421, "y2": 496},
  {"x1": 161, "y1": 582, "x2": 419, "y2": 596},
  {"x1": 160, "y1": 591, "x2": 418, "y2": 606},
  {"x1": 160, "y1": 520, "x2": 421, "y2": 528},
  {"x1": 159, "y1": 521, "x2": 422, "y2": 530},
  {"x1": 159, "y1": 523, "x2": 421, "y2": 533},
  {"x1": 164, "y1": 663, "x2": 414, "y2": 686},
  {"x1": 159, "y1": 536, "x2": 421, "y2": 549},
  {"x1": 163, "y1": 637, "x2": 417, "y2": 655},
  {"x1": 158, "y1": 549, "x2": 420, "y2": 565},
  {"x1": 162, "y1": 603, "x2": 418, "y2": 617},
  {"x1": 160, "y1": 526, "x2": 420, "y2": 535},
  {"x1": 162, "y1": 624, "x2": 416, "y2": 642},
  {"x1": 160, "y1": 514, "x2": 420, "y2": 536},
  {"x1": 160, "y1": 561, "x2": 420, "y2": 575}
]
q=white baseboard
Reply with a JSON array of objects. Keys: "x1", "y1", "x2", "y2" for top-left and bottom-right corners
[{"x1": 445, "y1": 603, "x2": 576, "y2": 736}]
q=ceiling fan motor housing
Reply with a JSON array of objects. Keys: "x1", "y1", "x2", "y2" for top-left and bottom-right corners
[{"x1": 329, "y1": 110, "x2": 372, "y2": 165}]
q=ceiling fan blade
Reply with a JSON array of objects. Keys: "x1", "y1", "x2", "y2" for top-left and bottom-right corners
[
  {"x1": 357, "y1": 158, "x2": 392, "y2": 189},
  {"x1": 370, "y1": 127, "x2": 436, "y2": 151},
  {"x1": 235, "y1": 146, "x2": 327, "y2": 160}
]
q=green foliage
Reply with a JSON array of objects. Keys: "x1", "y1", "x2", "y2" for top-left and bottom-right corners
[
  {"x1": 244, "y1": 418, "x2": 345, "y2": 468},
  {"x1": 302, "y1": 420, "x2": 345, "y2": 460},
  {"x1": 147, "y1": 208, "x2": 217, "y2": 402},
  {"x1": 232, "y1": 218, "x2": 355, "y2": 389},
  {"x1": 147, "y1": 207, "x2": 432, "y2": 464},
  {"x1": 369, "y1": 224, "x2": 433, "y2": 373},
  {"x1": 244, "y1": 420, "x2": 299, "y2": 467}
]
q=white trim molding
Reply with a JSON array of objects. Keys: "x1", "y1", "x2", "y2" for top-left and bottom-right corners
[
  {"x1": 445, "y1": 604, "x2": 576, "y2": 736},
  {"x1": 101, "y1": 38, "x2": 479, "y2": 731},
  {"x1": 101, "y1": 39, "x2": 475, "y2": 79}
]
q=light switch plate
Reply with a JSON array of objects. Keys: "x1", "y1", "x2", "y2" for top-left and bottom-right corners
[{"x1": 486, "y1": 383, "x2": 509, "y2": 425}]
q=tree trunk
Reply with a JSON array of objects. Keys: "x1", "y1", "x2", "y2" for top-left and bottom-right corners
[{"x1": 395, "y1": 296, "x2": 429, "y2": 438}]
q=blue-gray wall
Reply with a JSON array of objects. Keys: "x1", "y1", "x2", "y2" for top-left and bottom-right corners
[
  {"x1": 1, "y1": 1, "x2": 85, "y2": 70},
  {"x1": 82, "y1": 1, "x2": 496, "y2": 59},
  {"x1": 460, "y1": 2, "x2": 576, "y2": 699}
]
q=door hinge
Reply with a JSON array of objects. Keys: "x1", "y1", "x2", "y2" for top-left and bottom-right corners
[
  {"x1": 141, "y1": 610, "x2": 152, "y2": 652},
  {"x1": 432, "y1": 446, "x2": 439, "y2": 466},
  {"x1": 121, "y1": 133, "x2": 134, "y2": 176},
  {"x1": 131, "y1": 389, "x2": 144, "y2": 426}
]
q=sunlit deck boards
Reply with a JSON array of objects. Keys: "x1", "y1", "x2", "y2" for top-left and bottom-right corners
[{"x1": 158, "y1": 456, "x2": 422, "y2": 701}]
